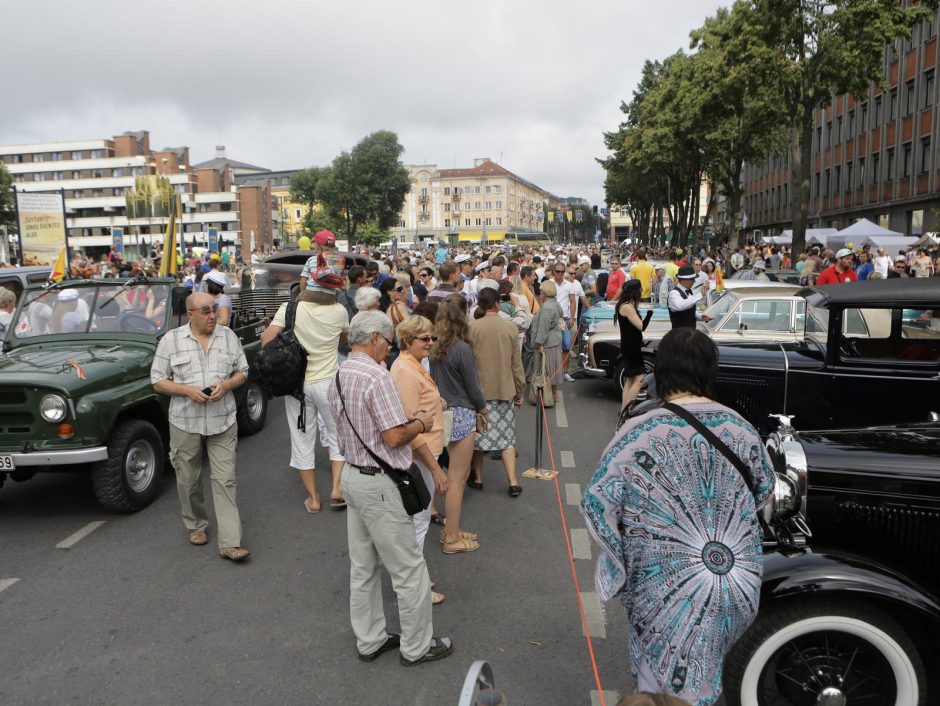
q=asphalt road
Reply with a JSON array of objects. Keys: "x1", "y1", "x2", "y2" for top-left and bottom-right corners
[{"x1": 0, "y1": 373, "x2": 638, "y2": 705}]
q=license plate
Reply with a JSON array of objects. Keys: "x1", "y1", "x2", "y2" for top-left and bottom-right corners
[{"x1": 0, "y1": 455, "x2": 14, "y2": 471}]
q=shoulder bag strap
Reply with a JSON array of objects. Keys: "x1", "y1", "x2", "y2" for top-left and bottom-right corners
[
  {"x1": 662, "y1": 402, "x2": 755, "y2": 495},
  {"x1": 285, "y1": 298, "x2": 298, "y2": 331},
  {"x1": 334, "y1": 372, "x2": 399, "y2": 477}
]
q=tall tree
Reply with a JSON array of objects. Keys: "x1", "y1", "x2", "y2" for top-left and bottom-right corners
[
  {"x1": 690, "y1": 1, "x2": 789, "y2": 248},
  {"x1": 755, "y1": 0, "x2": 935, "y2": 255},
  {"x1": 289, "y1": 167, "x2": 327, "y2": 207}
]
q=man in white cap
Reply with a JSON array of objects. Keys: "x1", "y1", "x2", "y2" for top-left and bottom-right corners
[
  {"x1": 817, "y1": 248, "x2": 858, "y2": 285},
  {"x1": 751, "y1": 259, "x2": 771, "y2": 282}
]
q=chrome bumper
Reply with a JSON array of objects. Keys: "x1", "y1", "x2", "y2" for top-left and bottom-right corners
[
  {"x1": 6, "y1": 447, "x2": 109, "y2": 467},
  {"x1": 578, "y1": 352, "x2": 608, "y2": 378}
]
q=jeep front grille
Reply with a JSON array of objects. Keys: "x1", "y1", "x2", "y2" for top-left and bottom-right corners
[
  {"x1": 0, "y1": 390, "x2": 26, "y2": 405},
  {"x1": 0, "y1": 412, "x2": 33, "y2": 433}
]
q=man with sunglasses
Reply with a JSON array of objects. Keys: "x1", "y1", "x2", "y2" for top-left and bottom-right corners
[
  {"x1": 552, "y1": 264, "x2": 578, "y2": 381},
  {"x1": 151, "y1": 292, "x2": 251, "y2": 562}
]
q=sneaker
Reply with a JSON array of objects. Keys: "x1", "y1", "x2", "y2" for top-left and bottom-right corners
[
  {"x1": 563, "y1": 373, "x2": 575, "y2": 382},
  {"x1": 400, "y1": 636, "x2": 454, "y2": 666},
  {"x1": 358, "y1": 633, "x2": 401, "y2": 662}
]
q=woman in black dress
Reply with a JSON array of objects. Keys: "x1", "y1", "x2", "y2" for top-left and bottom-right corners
[{"x1": 616, "y1": 279, "x2": 654, "y2": 409}]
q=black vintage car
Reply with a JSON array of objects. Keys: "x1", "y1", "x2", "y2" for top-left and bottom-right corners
[
  {"x1": 723, "y1": 417, "x2": 940, "y2": 705},
  {"x1": 242, "y1": 249, "x2": 370, "y2": 294},
  {"x1": 714, "y1": 279, "x2": 940, "y2": 432}
]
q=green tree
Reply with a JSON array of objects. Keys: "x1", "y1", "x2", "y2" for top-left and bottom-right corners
[
  {"x1": 318, "y1": 131, "x2": 410, "y2": 242},
  {"x1": 755, "y1": 0, "x2": 936, "y2": 255},
  {"x1": 0, "y1": 163, "x2": 15, "y2": 233},
  {"x1": 289, "y1": 167, "x2": 327, "y2": 207},
  {"x1": 690, "y1": 1, "x2": 789, "y2": 248}
]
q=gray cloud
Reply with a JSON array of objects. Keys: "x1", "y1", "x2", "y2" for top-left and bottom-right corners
[{"x1": 2, "y1": 0, "x2": 726, "y2": 204}]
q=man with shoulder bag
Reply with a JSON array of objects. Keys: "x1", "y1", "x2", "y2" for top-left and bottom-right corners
[{"x1": 328, "y1": 310, "x2": 454, "y2": 666}]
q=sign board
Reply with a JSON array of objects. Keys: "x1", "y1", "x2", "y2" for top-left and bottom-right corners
[
  {"x1": 208, "y1": 228, "x2": 219, "y2": 253},
  {"x1": 575, "y1": 210, "x2": 583, "y2": 223},
  {"x1": 15, "y1": 191, "x2": 68, "y2": 267},
  {"x1": 112, "y1": 227, "x2": 124, "y2": 254}
]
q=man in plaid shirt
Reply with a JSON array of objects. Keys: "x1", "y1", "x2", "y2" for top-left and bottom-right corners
[
  {"x1": 329, "y1": 310, "x2": 454, "y2": 666},
  {"x1": 151, "y1": 291, "x2": 251, "y2": 562}
]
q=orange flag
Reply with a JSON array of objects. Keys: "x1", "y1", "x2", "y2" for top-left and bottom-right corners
[{"x1": 715, "y1": 266, "x2": 724, "y2": 292}]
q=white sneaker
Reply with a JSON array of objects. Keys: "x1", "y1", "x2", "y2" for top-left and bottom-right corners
[{"x1": 563, "y1": 373, "x2": 575, "y2": 382}]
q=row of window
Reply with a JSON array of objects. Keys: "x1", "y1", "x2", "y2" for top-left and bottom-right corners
[
  {"x1": 3, "y1": 149, "x2": 109, "y2": 164},
  {"x1": 14, "y1": 166, "x2": 147, "y2": 182},
  {"x1": 438, "y1": 184, "x2": 504, "y2": 196}
]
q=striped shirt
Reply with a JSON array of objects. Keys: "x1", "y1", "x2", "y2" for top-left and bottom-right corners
[
  {"x1": 151, "y1": 323, "x2": 249, "y2": 436},
  {"x1": 329, "y1": 352, "x2": 411, "y2": 470}
]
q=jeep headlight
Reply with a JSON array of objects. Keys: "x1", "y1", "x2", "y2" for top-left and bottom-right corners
[{"x1": 40, "y1": 394, "x2": 68, "y2": 423}]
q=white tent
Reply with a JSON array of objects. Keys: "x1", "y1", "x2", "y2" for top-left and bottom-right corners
[
  {"x1": 836, "y1": 218, "x2": 903, "y2": 239},
  {"x1": 860, "y1": 234, "x2": 919, "y2": 256},
  {"x1": 771, "y1": 228, "x2": 837, "y2": 246}
]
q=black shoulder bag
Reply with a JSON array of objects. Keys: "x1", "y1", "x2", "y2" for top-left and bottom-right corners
[
  {"x1": 662, "y1": 402, "x2": 771, "y2": 534},
  {"x1": 334, "y1": 372, "x2": 431, "y2": 516}
]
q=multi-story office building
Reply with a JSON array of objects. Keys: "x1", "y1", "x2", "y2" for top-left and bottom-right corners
[
  {"x1": 393, "y1": 158, "x2": 558, "y2": 244},
  {"x1": 743, "y1": 11, "x2": 940, "y2": 238},
  {"x1": 0, "y1": 133, "x2": 273, "y2": 258},
  {"x1": 233, "y1": 169, "x2": 304, "y2": 247}
]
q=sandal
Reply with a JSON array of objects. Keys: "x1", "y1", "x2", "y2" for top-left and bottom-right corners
[
  {"x1": 442, "y1": 537, "x2": 480, "y2": 555},
  {"x1": 432, "y1": 591, "x2": 446, "y2": 605},
  {"x1": 188, "y1": 530, "x2": 208, "y2": 546},
  {"x1": 304, "y1": 497, "x2": 321, "y2": 514},
  {"x1": 219, "y1": 547, "x2": 251, "y2": 562},
  {"x1": 440, "y1": 530, "x2": 478, "y2": 544},
  {"x1": 330, "y1": 497, "x2": 347, "y2": 510},
  {"x1": 430, "y1": 513, "x2": 446, "y2": 526}
]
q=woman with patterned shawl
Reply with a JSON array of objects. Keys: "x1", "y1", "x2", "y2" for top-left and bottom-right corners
[{"x1": 581, "y1": 328, "x2": 775, "y2": 706}]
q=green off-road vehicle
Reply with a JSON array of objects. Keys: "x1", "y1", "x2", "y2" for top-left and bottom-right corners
[{"x1": 0, "y1": 276, "x2": 274, "y2": 512}]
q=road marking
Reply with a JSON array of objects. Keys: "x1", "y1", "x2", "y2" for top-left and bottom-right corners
[
  {"x1": 591, "y1": 690, "x2": 620, "y2": 706},
  {"x1": 56, "y1": 521, "x2": 106, "y2": 549},
  {"x1": 0, "y1": 578, "x2": 20, "y2": 594},
  {"x1": 560, "y1": 450, "x2": 575, "y2": 468},
  {"x1": 555, "y1": 390, "x2": 568, "y2": 427},
  {"x1": 580, "y1": 591, "x2": 606, "y2": 638},
  {"x1": 565, "y1": 483, "x2": 581, "y2": 506},
  {"x1": 570, "y1": 529, "x2": 591, "y2": 560}
]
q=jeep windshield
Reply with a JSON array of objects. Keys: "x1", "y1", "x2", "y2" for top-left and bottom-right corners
[{"x1": 12, "y1": 283, "x2": 171, "y2": 339}]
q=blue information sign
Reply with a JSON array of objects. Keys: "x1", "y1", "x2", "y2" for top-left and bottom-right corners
[
  {"x1": 208, "y1": 228, "x2": 219, "y2": 253},
  {"x1": 112, "y1": 227, "x2": 124, "y2": 254}
]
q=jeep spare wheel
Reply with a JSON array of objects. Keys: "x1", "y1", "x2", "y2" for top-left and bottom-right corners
[
  {"x1": 91, "y1": 419, "x2": 164, "y2": 512},
  {"x1": 236, "y1": 381, "x2": 268, "y2": 436}
]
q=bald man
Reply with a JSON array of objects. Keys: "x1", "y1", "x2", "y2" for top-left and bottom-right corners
[{"x1": 151, "y1": 292, "x2": 251, "y2": 561}]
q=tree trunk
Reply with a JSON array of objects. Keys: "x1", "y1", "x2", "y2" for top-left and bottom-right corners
[{"x1": 789, "y1": 106, "x2": 814, "y2": 257}]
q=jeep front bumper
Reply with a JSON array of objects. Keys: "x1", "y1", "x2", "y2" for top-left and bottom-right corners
[{"x1": 4, "y1": 447, "x2": 109, "y2": 467}]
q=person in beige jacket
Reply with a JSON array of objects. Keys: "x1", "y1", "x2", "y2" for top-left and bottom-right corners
[{"x1": 467, "y1": 288, "x2": 526, "y2": 497}]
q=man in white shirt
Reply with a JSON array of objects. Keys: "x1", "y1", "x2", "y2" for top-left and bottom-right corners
[
  {"x1": 873, "y1": 247, "x2": 893, "y2": 278},
  {"x1": 667, "y1": 266, "x2": 712, "y2": 329},
  {"x1": 551, "y1": 262, "x2": 578, "y2": 381}
]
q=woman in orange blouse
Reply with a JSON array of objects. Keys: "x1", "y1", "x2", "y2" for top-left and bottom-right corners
[{"x1": 390, "y1": 315, "x2": 451, "y2": 604}]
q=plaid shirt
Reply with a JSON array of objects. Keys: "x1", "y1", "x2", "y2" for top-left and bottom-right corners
[
  {"x1": 329, "y1": 352, "x2": 411, "y2": 470},
  {"x1": 151, "y1": 323, "x2": 249, "y2": 436}
]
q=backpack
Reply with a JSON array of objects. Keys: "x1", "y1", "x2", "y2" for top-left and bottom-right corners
[{"x1": 251, "y1": 299, "x2": 308, "y2": 427}]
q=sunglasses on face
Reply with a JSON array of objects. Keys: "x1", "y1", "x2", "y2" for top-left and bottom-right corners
[
  {"x1": 187, "y1": 304, "x2": 219, "y2": 315},
  {"x1": 554, "y1": 269, "x2": 565, "y2": 274},
  {"x1": 393, "y1": 286, "x2": 404, "y2": 292},
  {"x1": 414, "y1": 335, "x2": 438, "y2": 343}
]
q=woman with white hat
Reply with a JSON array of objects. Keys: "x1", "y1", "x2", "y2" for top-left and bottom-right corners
[{"x1": 203, "y1": 270, "x2": 232, "y2": 326}]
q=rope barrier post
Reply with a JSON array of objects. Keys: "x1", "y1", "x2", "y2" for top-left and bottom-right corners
[{"x1": 533, "y1": 386, "x2": 543, "y2": 472}]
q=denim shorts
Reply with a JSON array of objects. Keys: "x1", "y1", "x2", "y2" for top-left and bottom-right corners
[{"x1": 561, "y1": 319, "x2": 572, "y2": 351}]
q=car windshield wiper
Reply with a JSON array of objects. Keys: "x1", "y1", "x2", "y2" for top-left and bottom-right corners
[{"x1": 98, "y1": 273, "x2": 150, "y2": 310}]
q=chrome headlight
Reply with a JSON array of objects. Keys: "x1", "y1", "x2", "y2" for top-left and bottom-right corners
[
  {"x1": 764, "y1": 422, "x2": 809, "y2": 530},
  {"x1": 39, "y1": 394, "x2": 68, "y2": 423},
  {"x1": 764, "y1": 473, "x2": 800, "y2": 526}
]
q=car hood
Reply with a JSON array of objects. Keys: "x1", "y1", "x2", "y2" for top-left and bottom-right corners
[
  {"x1": 0, "y1": 340, "x2": 156, "y2": 395},
  {"x1": 798, "y1": 424, "x2": 940, "y2": 480}
]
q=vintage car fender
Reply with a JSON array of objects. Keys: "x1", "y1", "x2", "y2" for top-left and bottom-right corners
[{"x1": 760, "y1": 546, "x2": 940, "y2": 622}]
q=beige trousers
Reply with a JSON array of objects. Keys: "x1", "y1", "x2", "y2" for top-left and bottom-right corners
[
  {"x1": 169, "y1": 423, "x2": 242, "y2": 549},
  {"x1": 341, "y1": 463, "x2": 433, "y2": 660}
]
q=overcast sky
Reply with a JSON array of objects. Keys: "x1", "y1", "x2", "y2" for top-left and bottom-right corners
[{"x1": 3, "y1": 0, "x2": 726, "y2": 206}]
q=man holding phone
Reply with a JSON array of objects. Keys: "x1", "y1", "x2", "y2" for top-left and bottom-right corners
[{"x1": 151, "y1": 291, "x2": 251, "y2": 562}]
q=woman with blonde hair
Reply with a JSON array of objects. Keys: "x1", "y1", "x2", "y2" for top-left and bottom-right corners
[
  {"x1": 429, "y1": 294, "x2": 486, "y2": 554},
  {"x1": 390, "y1": 315, "x2": 450, "y2": 603},
  {"x1": 529, "y1": 279, "x2": 564, "y2": 401},
  {"x1": 799, "y1": 258, "x2": 817, "y2": 287}
]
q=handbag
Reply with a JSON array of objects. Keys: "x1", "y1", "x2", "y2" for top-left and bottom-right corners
[
  {"x1": 334, "y1": 373, "x2": 431, "y2": 516},
  {"x1": 528, "y1": 352, "x2": 555, "y2": 407},
  {"x1": 663, "y1": 402, "x2": 771, "y2": 534}
]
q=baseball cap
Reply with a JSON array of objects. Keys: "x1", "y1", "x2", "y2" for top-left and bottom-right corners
[
  {"x1": 654, "y1": 264, "x2": 666, "y2": 272},
  {"x1": 895, "y1": 255, "x2": 907, "y2": 263},
  {"x1": 835, "y1": 248, "x2": 853, "y2": 259},
  {"x1": 204, "y1": 270, "x2": 227, "y2": 287},
  {"x1": 314, "y1": 229, "x2": 336, "y2": 247},
  {"x1": 752, "y1": 260, "x2": 767, "y2": 270}
]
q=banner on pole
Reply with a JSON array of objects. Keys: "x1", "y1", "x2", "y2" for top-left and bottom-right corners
[
  {"x1": 575, "y1": 210, "x2": 583, "y2": 223},
  {"x1": 16, "y1": 191, "x2": 68, "y2": 267},
  {"x1": 112, "y1": 227, "x2": 124, "y2": 254},
  {"x1": 208, "y1": 227, "x2": 219, "y2": 253}
]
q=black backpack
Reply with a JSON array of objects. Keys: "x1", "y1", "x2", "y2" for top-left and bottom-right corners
[{"x1": 251, "y1": 300, "x2": 308, "y2": 427}]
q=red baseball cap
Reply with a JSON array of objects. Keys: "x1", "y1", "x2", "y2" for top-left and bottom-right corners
[{"x1": 314, "y1": 229, "x2": 336, "y2": 247}]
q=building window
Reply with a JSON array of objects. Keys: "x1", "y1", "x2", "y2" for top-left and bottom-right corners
[
  {"x1": 825, "y1": 122, "x2": 832, "y2": 148},
  {"x1": 905, "y1": 80, "x2": 916, "y2": 116},
  {"x1": 889, "y1": 88, "x2": 898, "y2": 120},
  {"x1": 485, "y1": 201, "x2": 491, "y2": 209},
  {"x1": 132, "y1": 167, "x2": 144, "y2": 176},
  {"x1": 71, "y1": 151, "x2": 82, "y2": 160},
  {"x1": 113, "y1": 188, "x2": 122, "y2": 196},
  {"x1": 71, "y1": 171, "x2": 80, "y2": 179},
  {"x1": 845, "y1": 162, "x2": 853, "y2": 190},
  {"x1": 496, "y1": 218, "x2": 502, "y2": 226},
  {"x1": 465, "y1": 218, "x2": 471, "y2": 226},
  {"x1": 474, "y1": 201, "x2": 481, "y2": 210},
  {"x1": 872, "y1": 153, "x2": 880, "y2": 183},
  {"x1": 12, "y1": 154, "x2": 21, "y2": 163},
  {"x1": 495, "y1": 201, "x2": 502, "y2": 209},
  {"x1": 847, "y1": 110, "x2": 855, "y2": 135},
  {"x1": 465, "y1": 202, "x2": 470, "y2": 211},
  {"x1": 493, "y1": 185, "x2": 501, "y2": 193},
  {"x1": 485, "y1": 217, "x2": 492, "y2": 225},
  {"x1": 112, "y1": 168, "x2": 124, "y2": 177},
  {"x1": 420, "y1": 187, "x2": 427, "y2": 196},
  {"x1": 835, "y1": 166, "x2": 841, "y2": 191},
  {"x1": 444, "y1": 203, "x2": 450, "y2": 212},
  {"x1": 35, "y1": 173, "x2": 44, "y2": 182},
  {"x1": 444, "y1": 187, "x2": 450, "y2": 195},
  {"x1": 927, "y1": 14, "x2": 937, "y2": 40},
  {"x1": 53, "y1": 171, "x2": 64, "y2": 181},
  {"x1": 53, "y1": 152, "x2": 63, "y2": 161},
  {"x1": 34, "y1": 153, "x2": 44, "y2": 162},
  {"x1": 887, "y1": 149, "x2": 896, "y2": 179},
  {"x1": 921, "y1": 138, "x2": 931, "y2": 173},
  {"x1": 475, "y1": 218, "x2": 481, "y2": 226},
  {"x1": 835, "y1": 117, "x2": 842, "y2": 143},
  {"x1": 294, "y1": 208, "x2": 301, "y2": 219},
  {"x1": 910, "y1": 209, "x2": 924, "y2": 235},
  {"x1": 90, "y1": 149, "x2": 104, "y2": 159},
  {"x1": 860, "y1": 103, "x2": 868, "y2": 133},
  {"x1": 903, "y1": 143, "x2": 913, "y2": 177},
  {"x1": 858, "y1": 157, "x2": 866, "y2": 186},
  {"x1": 924, "y1": 70, "x2": 935, "y2": 108},
  {"x1": 474, "y1": 186, "x2": 480, "y2": 194},
  {"x1": 814, "y1": 172, "x2": 820, "y2": 197},
  {"x1": 875, "y1": 96, "x2": 883, "y2": 125},
  {"x1": 485, "y1": 186, "x2": 491, "y2": 193},
  {"x1": 823, "y1": 168, "x2": 830, "y2": 196}
]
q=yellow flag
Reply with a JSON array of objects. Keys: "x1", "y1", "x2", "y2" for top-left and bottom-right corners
[
  {"x1": 50, "y1": 247, "x2": 68, "y2": 282},
  {"x1": 547, "y1": 212, "x2": 554, "y2": 223},
  {"x1": 160, "y1": 195, "x2": 179, "y2": 277},
  {"x1": 565, "y1": 211, "x2": 572, "y2": 222}
]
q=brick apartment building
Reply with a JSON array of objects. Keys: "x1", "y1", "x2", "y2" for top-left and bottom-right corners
[
  {"x1": 0, "y1": 132, "x2": 273, "y2": 258},
  {"x1": 743, "y1": 10, "x2": 940, "y2": 239}
]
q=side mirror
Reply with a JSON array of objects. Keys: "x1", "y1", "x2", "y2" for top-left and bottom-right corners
[{"x1": 171, "y1": 286, "x2": 189, "y2": 314}]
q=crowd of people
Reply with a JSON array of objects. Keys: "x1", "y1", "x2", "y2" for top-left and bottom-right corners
[{"x1": 141, "y1": 226, "x2": 936, "y2": 701}]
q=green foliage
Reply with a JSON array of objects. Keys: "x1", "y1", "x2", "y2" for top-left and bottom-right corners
[
  {"x1": 292, "y1": 131, "x2": 410, "y2": 242},
  {"x1": 0, "y1": 163, "x2": 14, "y2": 233}
]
